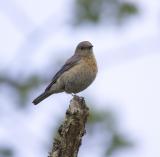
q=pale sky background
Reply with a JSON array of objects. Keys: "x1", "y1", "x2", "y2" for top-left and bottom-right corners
[{"x1": 0, "y1": 0, "x2": 160, "y2": 157}]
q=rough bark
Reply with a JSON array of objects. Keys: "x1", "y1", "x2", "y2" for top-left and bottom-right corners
[{"x1": 48, "y1": 95, "x2": 89, "y2": 157}]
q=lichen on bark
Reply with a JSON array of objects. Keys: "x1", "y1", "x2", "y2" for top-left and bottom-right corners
[{"x1": 48, "y1": 96, "x2": 89, "y2": 157}]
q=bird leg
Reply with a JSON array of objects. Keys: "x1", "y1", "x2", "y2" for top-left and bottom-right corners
[{"x1": 71, "y1": 93, "x2": 77, "y2": 97}]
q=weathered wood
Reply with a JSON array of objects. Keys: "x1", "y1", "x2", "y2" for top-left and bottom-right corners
[{"x1": 48, "y1": 96, "x2": 89, "y2": 157}]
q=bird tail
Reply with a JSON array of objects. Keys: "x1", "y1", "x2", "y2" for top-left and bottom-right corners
[{"x1": 32, "y1": 92, "x2": 52, "y2": 105}]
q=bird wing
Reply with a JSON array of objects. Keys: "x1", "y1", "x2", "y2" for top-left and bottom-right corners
[{"x1": 45, "y1": 55, "x2": 80, "y2": 91}]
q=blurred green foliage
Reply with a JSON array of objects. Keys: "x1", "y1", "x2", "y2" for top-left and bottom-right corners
[
  {"x1": 73, "y1": 0, "x2": 138, "y2": 25},
  {"x1": 106, "y1": 133, "x2": 133, "y2": 156},
  {"x1": 0, "y1": 147, "x2": 14, "y2": 157},
  {"x1": 0, "y1": 74, "x2": 44, "y2": 107},
  {"x1": 88, "y1": 108, "x2": 133, "y2": 156}
]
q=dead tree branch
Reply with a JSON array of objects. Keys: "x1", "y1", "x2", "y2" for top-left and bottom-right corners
[{"x1": 48, "y1": 96, "x2": 89, "y2": 157}]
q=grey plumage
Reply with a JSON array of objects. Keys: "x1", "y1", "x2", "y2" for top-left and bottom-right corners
[
  {"x1": 32, "y1": 41, "x2": 97, "y2": 105},
  {"x1": 45, "y1": 55, "x2": 80, "y2": 91},
  {"x1": 32, "y1": 92, "x2": 52, "y2": 105}
]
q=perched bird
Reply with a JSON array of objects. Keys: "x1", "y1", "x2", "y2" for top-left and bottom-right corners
[{"x1": 32, "y1": 41, "x2": 98, "y2": 105}]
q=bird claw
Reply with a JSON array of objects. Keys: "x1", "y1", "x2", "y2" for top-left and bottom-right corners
[{"x1": 71, "y1": 93, "x2": 77, "y2": 97}]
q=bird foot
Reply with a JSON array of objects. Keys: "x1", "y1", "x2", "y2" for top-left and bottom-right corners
[
  {"x1": 71, "y1": 93, "x2": 77, "y2": 97},
  {"x1": 71, "y1": 94, "x2": 84, "y2": 102}
]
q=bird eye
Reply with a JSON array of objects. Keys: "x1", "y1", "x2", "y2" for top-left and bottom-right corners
[
  {"x1": 80, "y1": 47, "x2": 84, "y2": 50},
  {"x1": 89, "y1": 46, "x2": 93, "y2": 50}
]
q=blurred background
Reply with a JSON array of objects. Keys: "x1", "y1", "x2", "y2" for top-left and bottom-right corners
[{"x1": 0, "y1": 0, "x2": 160, "y2": 157}]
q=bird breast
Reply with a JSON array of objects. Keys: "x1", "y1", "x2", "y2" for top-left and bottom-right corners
[{"x1": 61, "y1": 55, "x2": 97, "y2": 93}]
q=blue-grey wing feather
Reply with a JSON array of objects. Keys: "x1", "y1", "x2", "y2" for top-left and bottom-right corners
[{"x1": 45, "y1": 55, "x2": 80, "y2": 91}]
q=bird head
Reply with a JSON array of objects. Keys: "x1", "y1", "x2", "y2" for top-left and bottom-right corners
[{"x1": 75, "y1": 41, "x2": 93, "y2": 56}]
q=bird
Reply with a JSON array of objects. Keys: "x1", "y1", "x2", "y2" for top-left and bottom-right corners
[{"x1": 32, "y1": 41, "x2": 98, "y2": 105}]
